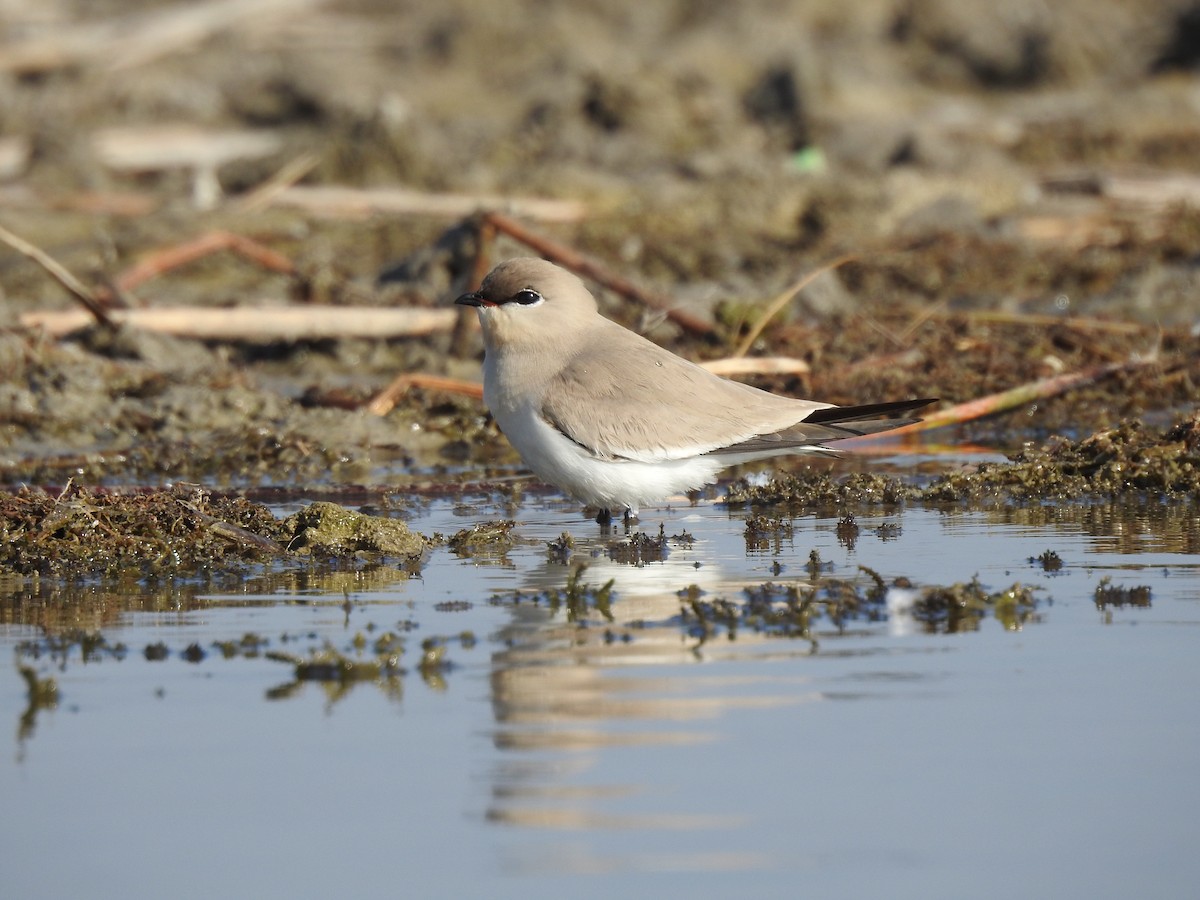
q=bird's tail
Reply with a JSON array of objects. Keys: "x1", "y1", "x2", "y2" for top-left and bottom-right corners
[
  {"x1": 714, "y1": 398, "x2": 937, "y2": 456},
  {"x1": 802, "y1": 398, "x2": 938, "y2": 437}
]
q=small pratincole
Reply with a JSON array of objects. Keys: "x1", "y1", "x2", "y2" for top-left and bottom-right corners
[{"x1": 456, "y1": 258, "x2": 935, "y2": 524}]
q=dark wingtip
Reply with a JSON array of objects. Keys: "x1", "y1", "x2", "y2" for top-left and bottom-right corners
[{"x1": 803, "y1": 398, "x2": 938, "y2": 426}]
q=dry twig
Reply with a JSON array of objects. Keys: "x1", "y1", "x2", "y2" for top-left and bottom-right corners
[
  {"x1": 115, "y1": 230, "x2": 296, "y2": 293},
  {"x1": 698, "y1": 356, "x2": 811, "y2": 377},
  {"x1": 0, "y1": 0, "x2": 332, "y2": 75},
  {"x1": 269, "y1": 185, "x2": 586, "y2": 223},
  {"x1": 365, "y1": 375, "x2": 485, "y2": 416},
  {"x1": 927, "y1": 308, "x2": 1151, "y2": 336},
  {"x1": 841, "y1": 354, "x2": 1159, "y2": 444},
  {"x1": 20, "y1": 306, "x2": 456, "y2": 341},
  {"x1": 732, "y1": 254, "x2": 856, "y2": 357},
  {"x1": 235, "y1": 153, "x2": 321, "y2": 213},
  {"x1": 0, "y1": 222, "x2": 113, "y2": 327}
]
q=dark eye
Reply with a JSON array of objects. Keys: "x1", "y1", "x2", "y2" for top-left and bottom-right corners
[{"x1": 512, "y1": 288, "x2": 543, "y2": 306}]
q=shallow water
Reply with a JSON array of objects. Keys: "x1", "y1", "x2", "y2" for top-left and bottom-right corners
[{"x1": 3, "y1": 485, "x2": 1199, "y2": 899}]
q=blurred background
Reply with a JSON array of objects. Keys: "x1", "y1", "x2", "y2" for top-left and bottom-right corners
[
  {"x1": 3, "y1": 0, "x2": 1199, "y2": 298},
  {"x1": 2, "y1": 0, "x2": 1199, "y2": 471}
]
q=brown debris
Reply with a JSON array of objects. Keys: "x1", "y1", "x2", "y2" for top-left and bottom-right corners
[
  {"x1": 0, "y1": 485, "x2": 429, "y2": 578},
  {"x1": 0, "y1": 483, "x2": 288, "y2": 577}
]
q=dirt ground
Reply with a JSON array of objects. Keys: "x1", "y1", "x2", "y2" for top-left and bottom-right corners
[{"x1": 1, "y1": 0, "x2": 1199, "y2": 492}]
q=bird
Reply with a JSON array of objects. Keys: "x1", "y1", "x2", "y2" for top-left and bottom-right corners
[{"x1": 456, "y1": 258, "x2": 935, "y2": 525}]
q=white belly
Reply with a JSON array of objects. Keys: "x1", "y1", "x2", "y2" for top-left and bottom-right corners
[{"x1": 492, "y1": 401, "x2": 721, "y2": 514}]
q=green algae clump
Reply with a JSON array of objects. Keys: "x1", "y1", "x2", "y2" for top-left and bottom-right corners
[{"x1": 283, "y1": 501, "x2": 428, "y2": 559}]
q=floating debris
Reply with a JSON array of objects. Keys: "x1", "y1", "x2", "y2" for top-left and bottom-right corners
[
  {"x1": 872, "y1": 522, "x2": 902, "y2": 540},
  {"x1": 433, "y1": 600, "x2": 473, "y2": 612},
  {"x1": 1032, "y1": 550, "x2": 1064, "y2": 572},
  {"x1": 834, "y1": 514, "x2": 860, "y2": 550},
  {"x1": 911, "y1": 578, "x2": 1040, "y2": 633},
  {"x1": 18, "y1": 665, "x2": 59, "y2": 708},
  {"x1": 181, "y1": 643, "x2": 206, "y2": 664},
  {"x1": 14, "y1": 628, "x2": 126, "y2": 664},
  {"x1": 448, "y1": 519, "x2": 517, "y2": 557},
  {"x1": 546, "y1": 531, "x2": 574, "y2": 564},
  {"x1": 1094, "y1": 576, "x2": 1152, "y2": 610},
  {"x1": 195, "y1": 633, "x2": 275, "y2": 660},
  {"x1": 17, "y1": 664, "x2": 60, "y2": 750},
  {"x1": 418, "y1": 638, "x2": 452, "y2": 689},
  {"x1": 606, "y1": 523, "x2": 692, "y2": 565},
  {"x1": 9, "y1": 623, "x2": 458, "y2": 709},
  {"x1": 744, "y1": 515, "x2": 795, "y2": 553},
  {"x1": 490, "y1": 568, "x2": 615, "y2": 623},
  {"x1": 266, "y1": 645, "x2": 403, "y2": 681},
  {"x1": 678, "y1": 560, "x2": 897, "y2": 650}
]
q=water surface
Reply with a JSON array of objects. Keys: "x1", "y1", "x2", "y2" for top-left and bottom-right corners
[{"x1": 3, "y1": 490, "x2": 1198, "y2": 899}]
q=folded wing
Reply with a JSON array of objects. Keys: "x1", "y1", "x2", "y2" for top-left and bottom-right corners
[{"x1": 541, "y1": 321, "x2": 934, "y2": 462}]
